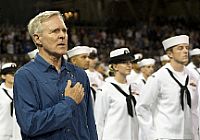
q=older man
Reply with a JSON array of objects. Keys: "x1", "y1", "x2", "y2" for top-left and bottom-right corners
[{"x1": 13, "y1": 11, "x2": 97, "y2": 140}]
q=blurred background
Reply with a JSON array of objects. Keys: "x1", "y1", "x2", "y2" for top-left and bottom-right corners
[
  {"x1": 1, "y1": 0, "x2": 200, "y2": 26},
  {"x1": 0, "y1": 0, "x2": 200, "y2": 67}
]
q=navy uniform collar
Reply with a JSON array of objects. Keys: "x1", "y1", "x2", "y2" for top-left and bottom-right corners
[{"x1": 34, "y1": 54, "x2": 75, "y2": 73}]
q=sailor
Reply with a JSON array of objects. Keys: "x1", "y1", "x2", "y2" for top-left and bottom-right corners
[
  {"x1": 136, "y1": 35, "x2": 199, "y2": 140},
  {"x1": 127, "y1": 53, "x2": 143, "y2": 85},
  {"x1": 131, "y1": 58, "x2": 155, "y2": 101},
  {"x1": 67, "y1": 46, "x2": 91, "y2": 70},
  {"x1": 85, "y1": 47, "x2": 104, "y2": 103},
  {"x1": 187, "y1": 48, "x2": 200, "y2": 79},
  {"x1": 130, "y1": 58, "x2": 155, "y2": 140},
  {"x1": 160, "y1": 54, "x2": 170, "y2": 66},
  {"x1": 67, "y1": 45, "x2": 98, "y2": 106},
  {"x1": 94, "y1": 48, "x2": 139, "y2": 140},
  {"x1": 0, "y1": 62, "x2": 21, "y2": 140}
]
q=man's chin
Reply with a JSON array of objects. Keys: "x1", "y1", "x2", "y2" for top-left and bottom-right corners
[
  {"x1": 58, "y1": 50, "x2": 68, "y2": 56},
  {"x1": 82, "y1": 66, "x2": 89, "y2": 70},
  {"x1": 182, "y1": 60, "x2": 189, "y2": 65}
]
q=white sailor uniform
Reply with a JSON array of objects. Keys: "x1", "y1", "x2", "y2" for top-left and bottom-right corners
[
  {"x1": 187, "y1": 62, "x2": 200, "y2": 79},
  {"x1": 0, "y1": 83, "x2": 22, "y2": 140},
  {"x1": 127, "y1": 70, "x2": 140, "y2": 85},
  {"x1": 131, "y1": 74, "x2": 148, "y2": 140},
  {"x1": 136, "y1": 63, "x2": 199, "y2": 140},
  {"x1": 0, "y1": 83, "x2": 14, "y2": 140},
  {"x1": 94, "y1": 79, "x2": 139, "y2": 140}
]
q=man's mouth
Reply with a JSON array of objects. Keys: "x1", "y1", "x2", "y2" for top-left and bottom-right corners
[
  {"x1": 57, "y1": 43, "x2": 66, "y2": 47},
  {"x1": 58, "y1": 43, "x2": 66, "y2": 45}
]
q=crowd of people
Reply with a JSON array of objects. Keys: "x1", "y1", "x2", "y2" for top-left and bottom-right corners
[
  {"x1": 0, "y1": 10, "x2": 200, "y2": 140},
  {"x1": 1, "y1": 16, "x2": 200, "y2": 68}
]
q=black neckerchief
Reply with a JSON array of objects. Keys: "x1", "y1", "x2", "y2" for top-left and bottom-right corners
[
  {"x1": 90, "y1": 87, "x2": 96, "y2": 101},
  {"x1": 194, "y1": 67, "x2": 200, "y2": 75},
  {"x1": 110, "y1": 83, "x2": 136, "y2": 117},
  {"x1": 166, "y1": 68, "x2": 191, "y2": 111},
  {"x1": 2, "y1": 88, "x2": 13, "y2": 116},
  {"x1": 142, "y1": 79, "x2": 146, "y2": 84}
]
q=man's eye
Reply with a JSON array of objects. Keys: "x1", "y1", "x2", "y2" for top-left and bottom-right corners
[
  {"x1": 50, "y1": 29, "x2": 60, "y2": 33},
  {"x1": 177, "y1": 46, "x2": 183, "y2": 50},
  {"x1": 62, "y1": 28, "x2": 67, "y2": 33}
]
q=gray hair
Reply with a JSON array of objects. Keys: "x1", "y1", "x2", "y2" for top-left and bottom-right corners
[{"x1": 27, "y1": 11, "x2": 63, "y2": 39}]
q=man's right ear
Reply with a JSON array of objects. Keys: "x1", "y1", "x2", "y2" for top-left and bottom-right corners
[
  {"x1": 166, "y1": 50, "x2": 173, "y2": 59},
  {"x1": 70, "y1": 57, "x2": 76, "y2": 64},
  {"x1": 33, "y1": 34, "x2": 42, "y2": 46}
]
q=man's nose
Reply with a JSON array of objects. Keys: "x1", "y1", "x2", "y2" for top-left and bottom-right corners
[{"x1": 59, "y1": 31, "x2": 67, "y2": 39}]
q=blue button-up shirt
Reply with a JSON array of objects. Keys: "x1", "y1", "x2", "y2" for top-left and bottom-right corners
[{"x1": 13, "y1": 54, "x2": 98, "y2": 140}]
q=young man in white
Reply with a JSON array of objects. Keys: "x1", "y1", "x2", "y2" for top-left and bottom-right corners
[
  {"x1": 135, "y1": 58, "x2": 156, "y2": 90},
  {"x1": 85, "y1": 47, "x2": 104, "y2": 89},
  {"x1": 127, "y1": 53, "x2": 143, "y2": 85},
  {"x1": 136, "y1": 35, "x2": 199, "y2": 140},
  {"x1": 67, "y1": 46, "x2": 91, "y2": 70},
  {"x1": 67, "y1": 46, "x2": 97, "y2": 106},
  {"x1": 131, "y1": 58, "x2": 156, "y2": 102},
  {"x1": 130, "y1": 58, "x2": 155, "y2": 140},
  {"x1": 85, "y1": 47, "x2": 104, "y2": 103}
]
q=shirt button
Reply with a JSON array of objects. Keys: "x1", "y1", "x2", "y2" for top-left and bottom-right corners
[{"x1": 67, "y1": 128, "x2": 71, "y2": 132}]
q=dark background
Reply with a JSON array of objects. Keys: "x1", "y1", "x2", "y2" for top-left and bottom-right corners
[
  {"x1": 1, "y1": 0, "x2": 200, "y2": 26},
  {"x1": 1, "y1": 0, "x2": 200, "y2": 68}
]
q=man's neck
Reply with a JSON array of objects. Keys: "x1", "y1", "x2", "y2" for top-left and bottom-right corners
[
  {"x1": 4, "y1": 82, "x2": 13, "y2": 89},
  {"x1": 142, "y1": 73, "x2": 148, "y2": 80},
  {"x1": 39, "y1": 52, "x2": 62, "y2": 72},
  {"x1": 114, "y1": 73, "x2": 127, "y2": 84},
  {"x1": 88, "y1": 67, "x2": 95, "y2": 72},
  {"x1": 170, "y1": 61, "x2": 184, "y2": 72}
]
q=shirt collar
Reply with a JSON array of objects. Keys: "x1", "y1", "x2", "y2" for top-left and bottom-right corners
[
  {"x1": 34, "y1": 54, "x2": 75, "y2": 73},
  {"x1": 61, "y1": 58, "x2": 75, "y2": 73}
]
